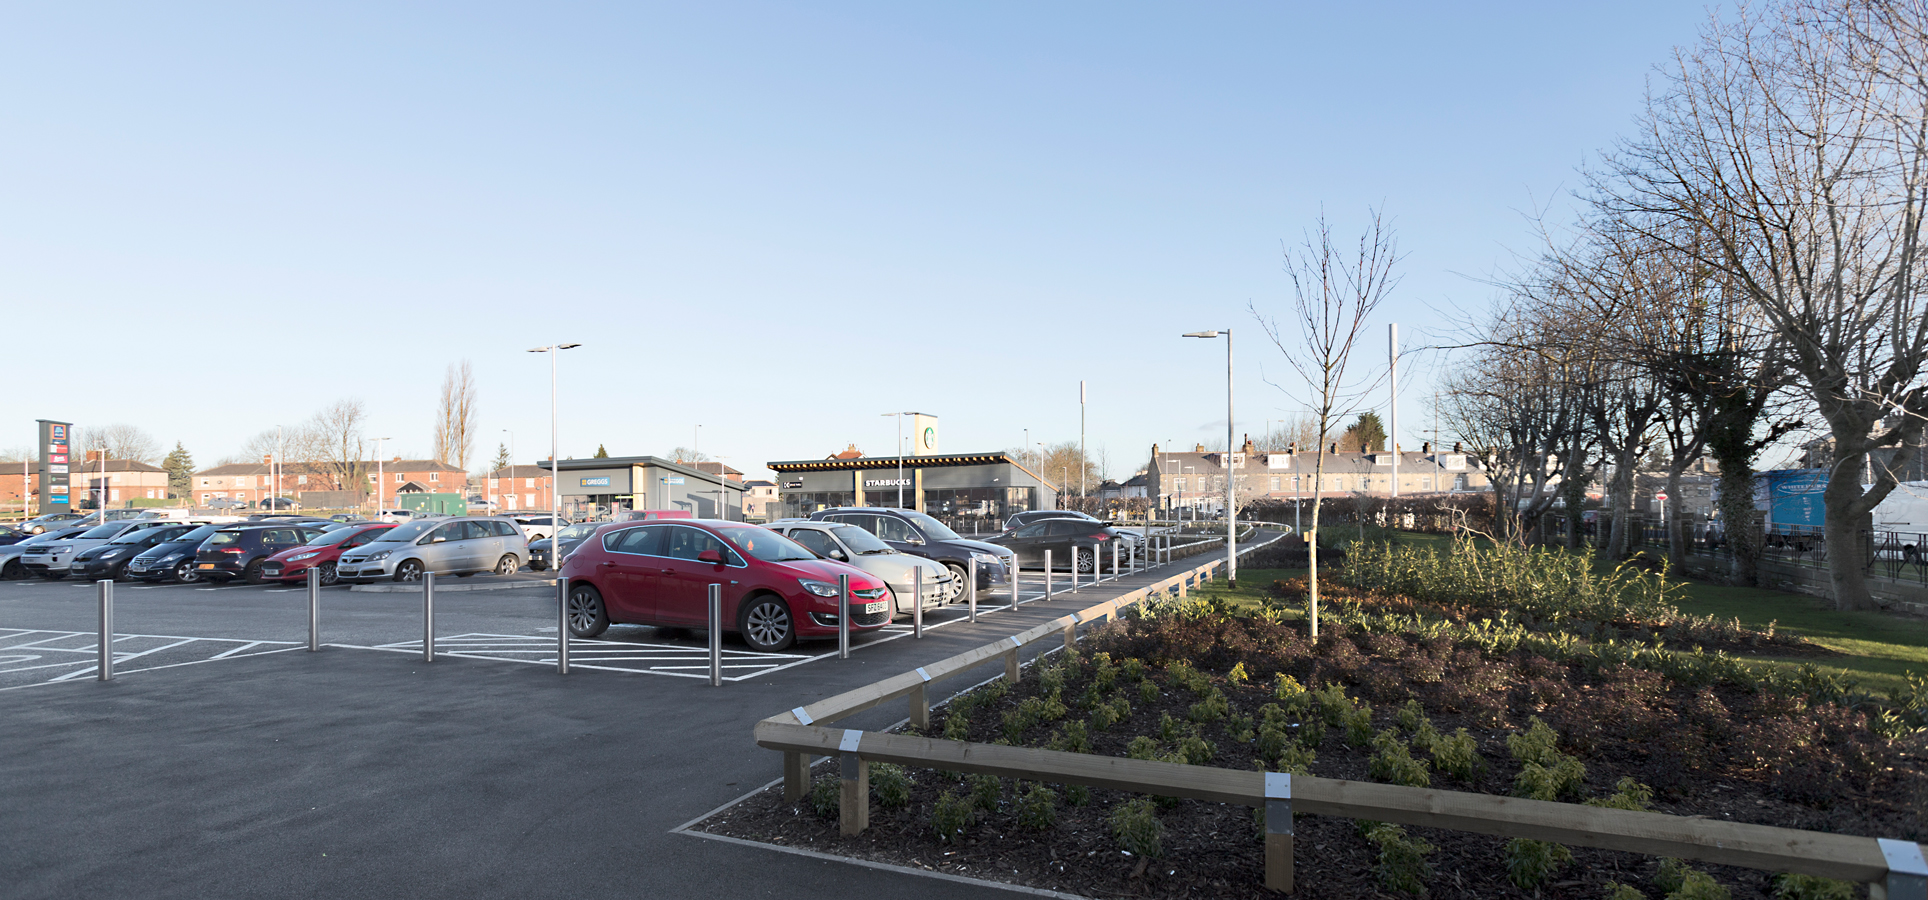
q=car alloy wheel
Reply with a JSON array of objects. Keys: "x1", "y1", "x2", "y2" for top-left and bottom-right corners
[
  {"x1": 396, "y1": 560, "x2": 424, "y2": 582},
  {"x1": 495, "y1": 554, "x2": 518, "y2": 576},
  {"x1": 174, "y1": 560, "x2": 201, "y2": 583},
  {"x1": 1075, "y1": 548, "x2": 1096, "y2": 573},
  {"x1": 738, "y1": 596, "x2": 795, "y2": 652},
  {"x1": 243, "y1": 560, "x2": 267, "y2": 585},
  {"x1": 566, "y1": 584, "x2": 609, "y2": 638},
  {"x1": 1, "y1": 558, "x2": 23, "y2": 580},
  {"x1": 318, "y1": 561, "x2": 338, "y2": 586},
  {"x1": 943, "y1": 563, "x2": 968, "y2": 603}
]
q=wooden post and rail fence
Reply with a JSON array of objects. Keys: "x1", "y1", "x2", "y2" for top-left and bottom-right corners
[{"x1": 751, "y1": 529, "x2": 1928, "y2": 896}]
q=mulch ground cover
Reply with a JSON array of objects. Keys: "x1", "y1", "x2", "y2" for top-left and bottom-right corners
[{"x1": 700, "y1": 579, "x2": 1928, "y2": 899}]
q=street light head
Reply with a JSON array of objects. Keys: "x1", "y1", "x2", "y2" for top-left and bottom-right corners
[
  {"x1": 558, "y1": 343, "x2": 582, "y2": 350},
  {"x1": 1182, "y1": 331, "x2": 1221, "y2": 339}
]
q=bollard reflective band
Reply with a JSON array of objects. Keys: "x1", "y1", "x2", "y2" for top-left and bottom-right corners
[
  {"x1": 1881, "y1": 838, "x2": 1928, "y2": 876},
  {"x1": 839, "y1": 729, "x2": 864, "y2": 753},
  {"x1": 791, "y1": 707, "x2": 814, "y2": 725},
  {"x1": 916, "y1": 667, "x2": 931, "y2": 682}
]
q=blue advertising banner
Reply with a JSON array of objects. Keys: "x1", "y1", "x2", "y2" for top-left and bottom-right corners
[{"x1": 1762, "y1": 468, "x2": 1828, "y2": 530}]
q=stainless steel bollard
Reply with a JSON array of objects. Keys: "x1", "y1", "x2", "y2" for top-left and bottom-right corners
[
  {"x1": 1044, "y1": 549, "x2": 1053, "y2": 599},
  {"x1": 1009, "y1": 557, "x2": 1020, "y2": 607},
  {"x1": 557, "y1": 575, "x2": 570, "y2": 675},
  {"x1": 307, "y1": 567, "x2": 320, "y2": 652},
  {"x1": 708, "y1": 583, "x2": 723, "y2": 687},
  {"x1": 1070, "y1": 547, "x2": 1079, "y2": 592},
  {"x1": 913, "y1": 567, "x2": 923, "y2": 638},
  {"x1": 422, "y1": 571, "x2": 435, "y2": 662},
  {"x1": 967, "y1": 557, "x2": 977, "y2": 623},
  {"x1": 838, "y1": 573, "x2": 850, "y2": 660},
  {"x1": 96, "y1": 580, "x2": 113, "y2": 682},
  {"x1": 1112, "y1": 541, "x2": 1120, "y2": 579}
]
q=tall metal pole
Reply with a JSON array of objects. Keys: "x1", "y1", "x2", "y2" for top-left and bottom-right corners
[
  {"x1": 1389, "y1": 323, "x2": 1399, "y2": 501},
  {"x1": 897, "y1": 415, "x2": 905, "y2": 508},
  {"x1": 1226, "y1": 329, "x2": 1236, "y2": 584},
  {"x1": 1079, "y1": 380, "x2": 1086, "y2": 500},
  {"x1": 552, "y1": 347, "x2": 560, "y2": 530}
]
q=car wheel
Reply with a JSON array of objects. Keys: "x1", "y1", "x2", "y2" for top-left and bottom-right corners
[
  {"x1": 395, "y1": 560, "x2": 424, "y2": 582},
  {"x1": 173, "y1": 560, "x2": 201, "y2": 583},
  {"x1": 318, "y1": 561, "x2": 339, "y2": 586},
  {"x1": 738, "y1": 595, "x2": 795, "y2": 652},
  {"x1": 243, "y1": 560, "x2": 267, "y2": 585},
  {"x1": 495, "y1": 554, "x2": 519, "y2": 576},
  {"x1": 0, "y1": 559, "x2": 22, "y2": 580},
  {"x1": 1074, "y1": 548, "x2": 1095, "y2": 574},
  {"x1": 941, "y1": 562, "x2": 969, "y2": 603},
  {"x1": 566, "y1": 584, "x2": 609, "y2": 638},
  {"x1": 110, "y1": 561, "x2": 130, "y2": 582}
]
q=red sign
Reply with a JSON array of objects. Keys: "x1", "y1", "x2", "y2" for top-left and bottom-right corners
[{"x1": 1655, "y1": 493, "x2": 1668, "y2": 501}]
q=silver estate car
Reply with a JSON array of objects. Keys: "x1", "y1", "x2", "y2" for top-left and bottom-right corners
[
  {"x1": 336, "y1": 517, "x2": 528, "y2": 582},
  {"x1": 768, "y1": 520, "x2": 953, "y2": 618}
]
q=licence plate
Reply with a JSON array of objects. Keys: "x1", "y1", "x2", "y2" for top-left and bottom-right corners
[
  {"x1": 198, "y1": 563, "x2": 215, "y2": 569},
  {"x1": 862, "y1": 601, "x2": 887, "y2": 615}
]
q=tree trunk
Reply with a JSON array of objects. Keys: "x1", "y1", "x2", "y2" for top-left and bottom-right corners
[
  {"x1": 1605, "y1": 458, "x2": 1637, "y2": 561},
  {"x1": 1822, "y1": 462, "x2": 1877, "y2": 611},
  {"x1": 1664, "y1": 465, "x2": 1688, "y2": 571},
  {"x1": 1714, "y1": 464, "x2": 1761, "y2": 587}
]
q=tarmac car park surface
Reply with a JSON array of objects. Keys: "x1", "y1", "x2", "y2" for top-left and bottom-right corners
[{"x1": 0, "y1": 529, "x2": 1246, "y2": 900}]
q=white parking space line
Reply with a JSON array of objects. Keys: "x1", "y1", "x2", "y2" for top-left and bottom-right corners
[{"x1": 0, "y1": 627, "x2": 303, "y2": 689}]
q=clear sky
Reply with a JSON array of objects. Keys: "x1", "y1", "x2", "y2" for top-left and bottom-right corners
[{"x1": 0, "y1": 2, "x2": 1714, "y2": 482}]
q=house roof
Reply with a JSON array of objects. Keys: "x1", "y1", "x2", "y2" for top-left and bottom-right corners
[
  {"x1": 196, "y1": 459, "x2": 466, "y2": 477},
  {"x1": 1148, "y1": 447, "x2": 1484, "y2": 477},
  {"x1": 8, "y1": 460, "x2": 165, "y2": 474},
  {"x1": 488, "y1": 465, "x2": 555, "y2": 479}
]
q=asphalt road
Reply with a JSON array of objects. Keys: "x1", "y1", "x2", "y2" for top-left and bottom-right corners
[{"x1": 0, "y1": 543, "x2": 1257, "y2": 900}]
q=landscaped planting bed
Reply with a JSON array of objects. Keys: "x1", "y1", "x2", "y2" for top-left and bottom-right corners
[{"x1": 702, "y1": 542, "x2": 1928, "y2": 899}]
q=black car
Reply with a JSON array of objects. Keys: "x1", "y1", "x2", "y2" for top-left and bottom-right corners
[
  {"x1": 985, "y1": 518, "x2": 1132, "y2": 573},
  {"x1": 806, "y1": 507, "x2": 1014, "y2": 600},
  {"x1": 0, "y1": 525, "x2": 27, "y2": 546},
  {"x1": 194, "y1": 524, "x2": 328, "y2": 584},
  {"x1": 128, "y1": 524, "x2": 223, "y2": 583},
  {"x1": 1002, "y1": 509, "x2": 1102, "y2": 532},
  {"x1": 529, "y1": 522, "x2": 599, "y2": 571},
  {"x1": 71, "y1": 523, "x2": 202, "y2": 581}
]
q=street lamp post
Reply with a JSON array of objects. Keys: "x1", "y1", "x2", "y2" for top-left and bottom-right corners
[
  {"x1": 501, "y1": 428, "x2": 515, "y2": 510},
  {"x1": 371, "y1": 437, "x2": 392, "y2": 517},
  {"x1": 529, "y1": 343, "x2": 583, "y2": 529},
  {"x1": 1183, "y1": 329, "x2": 1237, "y2": 584},
  {"x1": 880, "y1": 412, "x2": 926, "y2": 509}
]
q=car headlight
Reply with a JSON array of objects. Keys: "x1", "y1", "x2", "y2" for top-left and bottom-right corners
[
  {"x1": 100, "y1": 549, "x2": 126, "y2": 560},
  {"x1": 971, "y1": 551, "x2": 1000, "y2": 565},
  {"x1": 161, "y1": 551, "x2": 187, "y2": 562},
  {"x1": 289, "y1": 552, "x2": 320, "y2": 561},
  {"x1": 367, "y1": 550, "x2": 391, "y2": 561},
  {"x1": 798, "y1": 579, "x2": 840, "y2": 597}
]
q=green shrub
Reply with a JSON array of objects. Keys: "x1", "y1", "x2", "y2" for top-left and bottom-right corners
[
  {"x1": 1166, "y1": 660, "x2": 1212, "y2": 695},
  {"x1": 1258, "y1": 702, "x2": 1290, "y2": 728},
  {"x1": 1159, "y1": 712, "x2": 1185, "y2": 742},
  {"x1": 1016, "y1": 783, "x2": 1058, "y2": 831},
  {"x1": 1276, "y1": 674, "x2": 1310, "y2": 711},
  {"x1": 1276, "y1": 741, "x2": 1317, "y2": 775},
  {"x1": 1395, "y1": 699, "x2": 1428, "y2": 733},
  {"x1": 1039, "y1": 665, "x2": 1066, "y2": 696},
  {"x1": 1506, "y1": 716, "x2": 1564, "y2": 767},
  {"x1": 1604, "y1": 880, "x2": 1646, "y2": 900},
  {"x1": 808, "y1": 774, "x2": 839, "y2": 818},
  {"x1": 968, "y1": 773, "x2": 1002, "y2": 812},
  {"x1": 1656, "y1": 859, "x2": 1730, "y2": 900},
  {"x1": 1047, "y1": 720, "x2": 1091, "y2": 753},
  {"x1": 1770, "y1": 873, "x2": 1856, "y2": 900},
  {"x1": 1121, "y1": 657, "x2": 1147, "y2": 682},
  {"x1": 1586, "y1": 777, "x2": 1655, "y2": 811},
  {"x1": 872, "y1": 763, "x2": 912, "y2": 809},
  {"x1": 931, "y1": 790, "x2": 974, "y2": 841},
  {"x1": 1431, "y1": 728, "x2": 1483, "y2": 781},
  {"x1": 1227, "y1": 661, "x2": 1250, "y2": 686},
  {"x1": 1066, "y1": 783, "x2": 1092, "y2": 806},
  {"x1": 1515, "y1": 757, "x2": 1587, "y2": 801},
  {"x1": 1368, "y1": 730, "x2": 1431, "y2": 787},
  {"x1": 1190, "y1": 689, "x2": 1231, "y2": 724},
  {"x1": 1315, "y1": 683, "x2": 1353, "y2": 726},
  {"x1": 943, "y1": 710, "x2": 971, "y2": 741},
  {"x1": 1257, "y1": 724, "x2": 1292, "y2": 760},
  {"x1": 1409, "y1": 719, "x2": 1442, "y2": 753},
  {"x1": 1140, "y1": 680, "x2": 1161, "y2": 704},
  {"x1": 1343, "y1": 702, "x2": 1376, "y2": 747},
  {"x1": 1002, "y1": 697, "x2": 1047, "y2": 742},
  {"x1": 1175, "y1": 735, "x2": 1216, "y2": 766},
  {"x1": 1127, "y1": 735, "x2": 1162, "y2": 760},
  {"x1": 1226, "y1": 713, "x2": 1255, "y2": 744},
  {"x1": 1298, "y1": 716, "x2": 1327, "y2": 748},
  {"x1": 1504, "y1": 838, "x2": 1572, "y2": 889},
  {"x1": 1361, "y1": 821, "x2": 1434, "y2": 895},
  {"x1": 1109, "y1": 798, "x2": 1163, "y2": 858},
  {"x1": 1042, "y1": 692, "x2": 1068, "y2": 722},
  {"x1": 1090, "y1": 701, "x2": 1117, "y2": 731}
]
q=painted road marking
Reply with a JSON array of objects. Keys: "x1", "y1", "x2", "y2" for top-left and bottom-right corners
[{"x1": 0, "y1": 628, "x2": 303, "y2": 689}]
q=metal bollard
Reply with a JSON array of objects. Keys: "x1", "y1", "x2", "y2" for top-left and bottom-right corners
[
  {"x1": 1112, "y1": 541, "x2": 1120, "y2": 579},
  {"x1": 967, "y1": 557, "x2": 977, "y2": 623},
  {"x1": 1265, "y1": 772, "x2": 1294, "y2": 891},
  {"x1": 422, "y1": 571, "x2": 435, "y2": 662},
  {"x1": 838, "y1": 573, "x2": 850, "y2": 660},
  {"x1": 1070, "y1": 547, "x2": 1079, "y2": 592},
  {"x1": 708, "y1": 583, "x2": 722, "y2": 687},
  {"x1": 557, "y1": 575, "x2": 570, "y2": 675},
  {"x1": 307, "y1": 567, "x2": 320, "y2": 652},
  {"x1": 1009, "y1": 557, "x2": 1020, "y2": 607},
  {"x1": 1044, "y1": 549, "x2": 1053, "y2": 599},
  {"x1": 96, "y1": 580, "x2": 113, "y2": 682},
  {"x1": 913, "y1": 567, "x2": 923, "y2": 638}
]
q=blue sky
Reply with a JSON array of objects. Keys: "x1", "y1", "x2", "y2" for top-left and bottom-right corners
[{"x1": 0, "y1": 2, "x2": 1713, "y2": 481}]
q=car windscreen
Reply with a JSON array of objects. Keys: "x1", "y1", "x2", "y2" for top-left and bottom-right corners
[
  {"x1": 79, "y1": 524, "x2": 124, "y2": 540},
  {"x1": 304, "y1": 527, "x2": 364, "y2": 547},
  {"x1": 557, "y1": 523, "x2": 596, "y2": 541},
  {"x1": 169, "y1": 525, "x2": 220, "y2": 544},
  {"x1": 901, "y1": 511, "x2": 961, "y2": 542},
  {"x1": 112, "y1": 526, "x2": 185, "y2": 544},
  {"x1": 206, "y1": 530, "x2": 246, "y2": 547},
  {"x1": 373, "y1": 521, "x2": 436, "y2": 543},
  {"x1": 829, "y1": 524, "x2": 893, "y2": 554},
  {"x1": 717, "y1": 526, "x2": 818, "y2": 562}
]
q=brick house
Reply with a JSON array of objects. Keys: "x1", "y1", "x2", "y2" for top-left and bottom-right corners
[
  {"x1": 193, "y1": 458, "x2": 469, "y2": 508},
  {"x1": 1, "y1": 458, "x2": 170, "y2": 512},
  {"x1": 482, "y1": 464, "x2": 556, "y2": 512},
  {"x1": 742, "y1": 479, "x2": 778, "y2": 521},
  {"x1": 1146, "y1": 439, "x2": 1491, "y2": 515}
]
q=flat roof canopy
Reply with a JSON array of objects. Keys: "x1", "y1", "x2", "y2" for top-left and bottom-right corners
[{"x1": 768, "y1": 452, "x2": 1018, "y2": 473}]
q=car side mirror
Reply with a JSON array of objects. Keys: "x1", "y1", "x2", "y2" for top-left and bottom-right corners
[
  {"x1": 430, "y1": 536, "x2": 447, "y2": 544},
  {"x1": 828, "y1": 548, "x2": 847, "y2": 561},
  {"x1": 697, "y1": 549, "x2": 724, "y2": 564}
]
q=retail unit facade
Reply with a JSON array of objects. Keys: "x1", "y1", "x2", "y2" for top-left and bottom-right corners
[
  {"x1": 768, "y1": 451, "x2": 1058, "y2": 527},
  {"x1": 546, "y1": 456, "x2": 746, "y2": 520}
]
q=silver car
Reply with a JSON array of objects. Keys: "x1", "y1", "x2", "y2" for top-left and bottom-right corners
[
  {"x1": 770, "y1": 521, "x2": 952, "y2": 618},
  {"x1": 336, "y1": 516, "x2": 529, "y2": 582},
  {"x1": 1, "y1": 525, "x2": 95, "y2": 579},
  {"x1": 20, "y1": 519, "x2": 192, "y2": 580}
]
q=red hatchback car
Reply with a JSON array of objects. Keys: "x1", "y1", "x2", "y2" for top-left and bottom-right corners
[
  {"x1": 259, "y1": 523, "x2": 397, "y2": 586},
  {"x1": 559, "y1": 519, "x2": 890, "y2": 651}
]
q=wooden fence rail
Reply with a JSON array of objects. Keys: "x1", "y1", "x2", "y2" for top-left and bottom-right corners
[{"x1": 751, "y1": 530, "x2": 1928, "y2": 896}]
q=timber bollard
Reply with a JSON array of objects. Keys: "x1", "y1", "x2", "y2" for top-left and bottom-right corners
[
  {"x1": 1265, "y1": 772, "x2": 1294, "y2": 892},
  {"x1": 838, "y1": 729, "x2": 869, "y2": 835}
]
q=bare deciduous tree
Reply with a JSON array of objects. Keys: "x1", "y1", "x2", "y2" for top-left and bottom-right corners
[
  {"x1": 311, "y1": 399, "x2": 368, "y2": 496},
  {"x1": 434, "y1": 360, "x2": 479, "y2": 470},
  {"x1": 73, "y1": 424, "x2": 160, "y2": 464},
  {"x1": 1254, "y1": 207, "x2": 1401, "y2": 639}
]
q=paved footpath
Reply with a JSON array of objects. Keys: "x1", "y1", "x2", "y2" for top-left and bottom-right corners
[{"x1": 0, "y1": 545, "x2": 1256, "y2": 900}]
